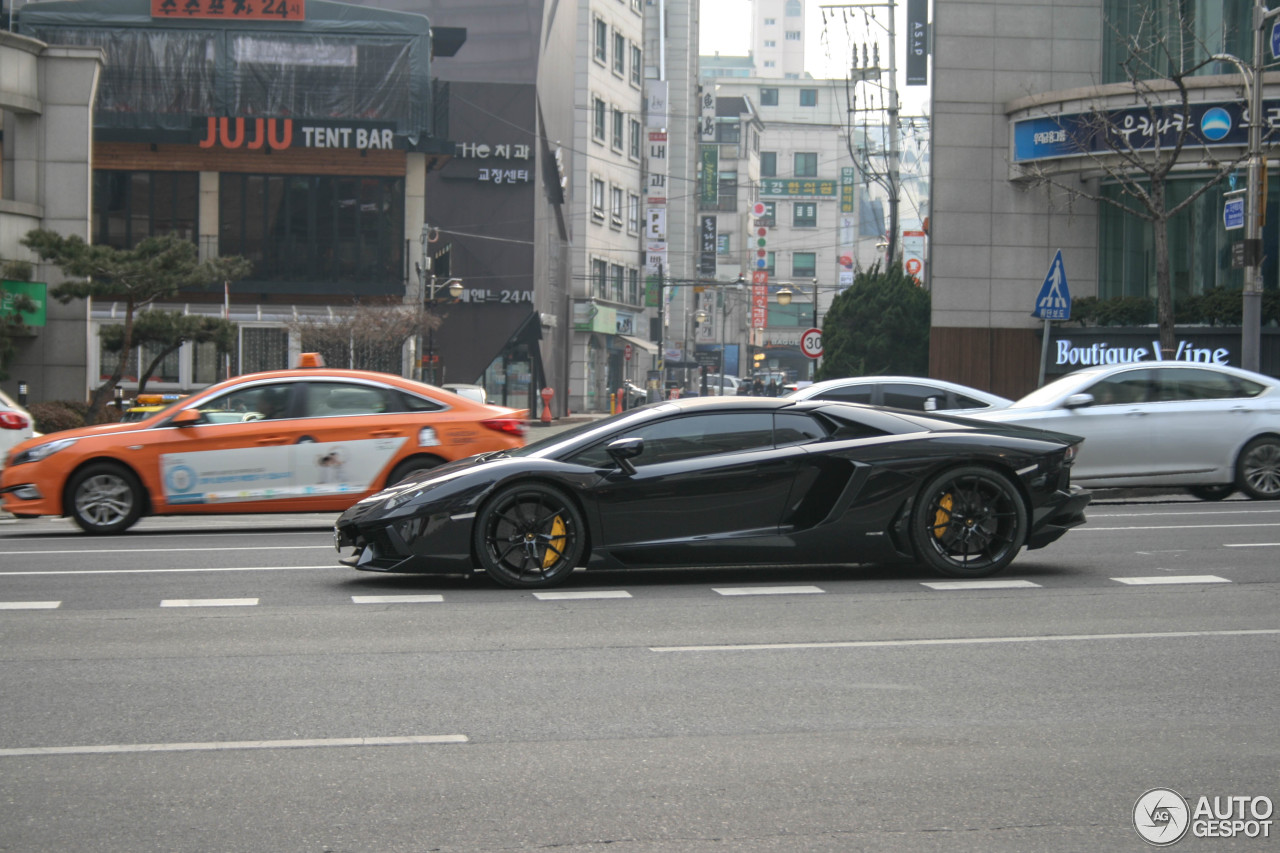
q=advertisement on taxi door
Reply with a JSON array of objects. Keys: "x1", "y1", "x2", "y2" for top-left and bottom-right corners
[{"x1": 161, "y1": 438, "x2": 406, "y2": 505}]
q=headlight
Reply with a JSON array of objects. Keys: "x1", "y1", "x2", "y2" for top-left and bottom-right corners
[{"x1": 11, "y1": 437, "x2": 79, "y2": 466}]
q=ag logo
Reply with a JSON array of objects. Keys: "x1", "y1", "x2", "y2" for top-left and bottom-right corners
[{"x1": 1134, "y1": 788, "x2": 1190, "y2": 845}]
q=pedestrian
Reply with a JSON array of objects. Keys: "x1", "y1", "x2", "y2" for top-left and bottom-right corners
[
  {"x1": 752, "y1": 377, "x2": 765, "y2": 396},
  {"x1": 766, "y1": 378, "x2": 779, "y2": 397}
]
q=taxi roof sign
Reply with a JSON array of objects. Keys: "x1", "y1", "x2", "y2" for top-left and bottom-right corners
[{"x1": 296, "y1": 352, "x2": 326, "y2": 368}]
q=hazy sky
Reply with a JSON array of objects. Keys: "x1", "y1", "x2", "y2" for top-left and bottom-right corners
[{"x1": 698, "y1": 0, "x2": 929, "y2": 114}]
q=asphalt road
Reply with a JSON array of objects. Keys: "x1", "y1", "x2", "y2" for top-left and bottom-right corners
[{"x1": 0, "y1": 493, "x2": 1277, "y2": 852}]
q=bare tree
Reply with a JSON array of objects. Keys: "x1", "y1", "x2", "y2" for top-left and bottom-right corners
[
  {"x1": 284, "y1": 299, "x2": 441, "y2": 376},
  {"x1": 1014, "y1": 5, "x2": 1251, "y2": 356}
]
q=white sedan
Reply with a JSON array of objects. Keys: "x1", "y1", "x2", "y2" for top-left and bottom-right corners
[
  {"x1": 967, "y1": 362, "x2": 1280, "y2": 500},
  {"x1": 0, "y1": 387, "x2": 36, "y2": 470},
  {"x1": 785, "y1": 376, "x2": 1013, "y2": 413}
]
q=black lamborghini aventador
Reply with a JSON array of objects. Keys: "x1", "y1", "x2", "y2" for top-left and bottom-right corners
[{"x1": 334, "y1": 396, "x2": 1090, "y2": 588}]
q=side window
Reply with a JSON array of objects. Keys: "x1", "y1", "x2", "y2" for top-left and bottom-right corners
[
  {"x1": 775, "y1": 412, "x2": 828, "y2": 446},
  {"x1": 195, "y1": 383, "x2": 295, "y2": 423},
  {"x1": 816, "y1": 383, "x2": 873, "y2": 405},
  {"x1": 398, "y1": 391, "x2": 447, "y2": 413},
  {"x1": 1086, "y1": 370, "x2": 1155, "y2": 405},
  {"x1": 302, "y1": 382, "x2": 396, "y2": 417},
  {"x1": 569, "y1": 413, "x2": 775, "y2": 468},
  {"x1": 951, "y1": 393, "x2": 990, "y2": 409},
  {"x1": 882, "y1": 383, "x2": 943, "y2": 411},
  {"x1": 1155, "y1": 368, "x2": 1259, "y2": 402}
]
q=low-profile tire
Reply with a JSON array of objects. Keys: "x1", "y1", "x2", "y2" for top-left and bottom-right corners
[
  {"x1": 474, "y1": 482, "x2": 585, "y2": 588},
  {"x1": 66, "y1": 462, "x2": 145, "y2": 534},
  {"x1": 385, "y1": 456, "x2": 443, "y2": 487},
  {"x1": 911, "y1": 466, "x2": 1028, "y2": 578},
  {"x1": 1187, "y1": 484, "x2": 1235, "y2": 501},
  {"x1": 1237, "y1": 436, "x2": 1280, "y2": 500}
]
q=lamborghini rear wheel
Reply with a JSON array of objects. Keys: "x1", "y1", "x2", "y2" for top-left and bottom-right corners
[
  {"x1": 474, "y1": 483, "x2": 585, "y2": 588},
  {"x1": 911, "y1": 466, "x2": 1027, "y2": 578}
]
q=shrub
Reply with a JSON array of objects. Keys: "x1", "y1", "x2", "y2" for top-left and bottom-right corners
[{"x1": 28, "y1": 401, "x2": 86, "y2": 434}]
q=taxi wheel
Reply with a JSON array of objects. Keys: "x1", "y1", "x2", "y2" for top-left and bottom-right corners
[
  {"x1": 911, "y1": 466, "x2": 1027, "y2": 578},
  {"x1": 1237, "y1": 436, "x2": 1280, "y2": 500},
  {"x1": 386, "y1": 456, "x2": 443, "y2": 487},
  {"x1": 67, "y1": 463, "x2": 145, "y2": 534},
  {"x1": 474, "y1": 483, "x2": 585, "y2": 588}
]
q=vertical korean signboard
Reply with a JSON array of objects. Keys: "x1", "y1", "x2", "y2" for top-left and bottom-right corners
[
  {"x1": 906, "y1": 0, "x2": 928, "y2": 85},
  {"x1": 700, "y1": 216, "x2": 718, "y2": 277},
  {"x1": 700, "y1": 145, "x2": 719, "y2": 207},
  {"x1": 645, "y1": 130, "x2": 669, "y2": 278}
]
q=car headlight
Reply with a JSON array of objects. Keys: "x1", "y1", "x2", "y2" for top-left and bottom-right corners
[{"x1": 11, "y1": 437, "x2": 79, "y2": 467}]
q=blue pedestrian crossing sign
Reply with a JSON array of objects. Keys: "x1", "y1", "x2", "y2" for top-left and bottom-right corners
[{"x1": 1032, "y1": 249, "x2": 1071, "y2": 320}]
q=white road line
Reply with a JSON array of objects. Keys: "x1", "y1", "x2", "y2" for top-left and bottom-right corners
[
  {"x1": 351, "y1": 595, "x2": 444, "y2": 604},
  {"x1": 1092, "y1": 509, "x2": 1280, "y2": 517},
  {"x1": 1112, "y1": 575, "x2": 1231, "y2": 585},
  {"x1": 921, "y1": 580, "x2": 1042, "y2": 590},
  {"x1": 1224, "y1": 542, "x2": 1280, "y2": 548},
  {"x1": 532, "y1": 590, "x2": 633, "y2": 600},
  {"x1": 713, "y1": 585, "x2": 825, "y2": 596},
  {"x1": 160, "y1": 598, "x2": 260, "y2": 607},
  {"x1": 1082, "y1": 523, "x2": 1280, "y2": 531},
  {"x1": 0, "y1": 734, "x2": 469, "y2": 758},
  {"x1": 2, "y1": 545, "x2": 333, "y2": 556},
  {"x1": 0, "y1": 601, "x2": 61, "y2": 610},
  {"x1": 651, "y1": 628, "x2": 1280, "y2": 653},
  {"x1": 0, "y1": 566, "x2": 333, "y2": 576}
]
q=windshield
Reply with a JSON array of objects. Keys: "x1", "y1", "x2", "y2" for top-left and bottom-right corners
[{"x1": 1006, "y1": 372, "x2": 1095, "y2": 408}]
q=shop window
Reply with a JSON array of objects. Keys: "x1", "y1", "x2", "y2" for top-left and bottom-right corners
[
  {"x1": 793, "y1": 202, "x2": 817, "y2": 227},
  {"x1": 93, "y1": 171, "x2": 199, "y2": 249},
  {"x1": 219, "y1": 174, "x2": 403, "y2": 288}
]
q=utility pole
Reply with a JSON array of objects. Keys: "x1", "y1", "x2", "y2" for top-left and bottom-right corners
[
  {"x1": 1244, "y1": 1, "x2": 1280, "y2": 372},
  {"x1": 823, "y1": 0, "x2": 903, "y2": 266}
]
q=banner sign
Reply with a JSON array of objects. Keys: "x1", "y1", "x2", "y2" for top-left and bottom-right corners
[
  {"x1": 906, "y1": 0, "x2": 928, "y2": 85},
  {"x1": 0, "y1": 280, "x2": 47, "y2": 327},
  {"x1": 759, "y1": 179, "x2": 838, "y2": 198},
  {"x1": 700, "y1": 146, "x2": 719, "y2": 206},
  {"x1": 153, "y1": 0, "x2": 305, "y2": 21},
  {"x1": 1013, "y1": 100, "x2": 1280, "y2": 163}
]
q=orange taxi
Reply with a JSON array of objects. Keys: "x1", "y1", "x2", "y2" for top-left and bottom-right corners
[{"x1": 0, "y1": 355, "x2": 528, "y2": 533}]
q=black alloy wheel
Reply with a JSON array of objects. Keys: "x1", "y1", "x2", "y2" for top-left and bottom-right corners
[
  {"x1": 67, "y1": 462, "x2": 145, "y2": 534},
  {"x1": 1237, "y1": 436, "x2": 1280, "y2": 500},
  {"x1": 1187, "y1": 484, "x2": 1236, "y2": 501},
  {"x1": 911, "y1": 466, "x2": 1028, "y2": 578},
  {"x1": 474, "y1": 483, "x2": 585, "y2": 588}
]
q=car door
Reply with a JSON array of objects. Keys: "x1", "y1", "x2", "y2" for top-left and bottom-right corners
[
  {"x1": 292, "y1": 380, "x2": 422, "y2": 496},
  {"x1": 1050, "y1": 368, "x2": 1164, "y2": 481},
  {"x1": 580, "y1": 411, "x2": 801, "y2": 564},
  {"x1": 1139, "y1": 367, "x2": 1266, "y2": 477},
  {"x1": 156, "y1": 381, "x2": 307, "y2": 509}
]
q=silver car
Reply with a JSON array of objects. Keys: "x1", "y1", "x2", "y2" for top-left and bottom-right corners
[
  {"x1": 786, "y1": 376, "x2": 1013, "y2": 414},
  {"x1": 0, "y1": 387, "x2": 36, "y2": 470},
  {"x1": 968, "y1": 362, "x2": 1280, "y2": 500}
]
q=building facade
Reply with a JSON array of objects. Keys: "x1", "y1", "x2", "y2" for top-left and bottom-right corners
[{"x1": 929, "y1": 0, "x2": 1280, "y2": 397}]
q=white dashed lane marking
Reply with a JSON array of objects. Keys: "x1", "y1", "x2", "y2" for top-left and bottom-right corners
[
  {"x1": 532, "y1": 590, "x2": 633, "y2": 600},
  {"x1": 713, "y1": 585, "x2": 825, "y2": 596},
  {"x1": 351, "y1": 595, "x2": 444, "y2": 604},
  {"x1": 921, "y1": 580, "x2": 1042, "y2": 590},
  {"x1": 159, "y1": 598, "x2": 260, "y2": 607},
  {"x1": 1111, "y1": 575, "x2": 1231, "y2": 585},
  {"x1": 0, "y1": 601, "x2": 61, "y2": 610},
  {"x1": 0, "y1": 734, "x2": 469, "y2": 758}
]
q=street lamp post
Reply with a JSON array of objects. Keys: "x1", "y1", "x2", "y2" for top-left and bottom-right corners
[{"x1": 416, "y1": 224, "x2": 463, "y2": 384}]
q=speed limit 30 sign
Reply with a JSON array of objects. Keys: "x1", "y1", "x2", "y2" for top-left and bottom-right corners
[{"x1": 801, "y1": 327, "x2": 823, "y2": 359}]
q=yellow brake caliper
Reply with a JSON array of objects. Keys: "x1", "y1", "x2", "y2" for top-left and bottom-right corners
[
  {"x1": 542, "y1": 515, "x2": 567, "y2": 568},
  {"x1": 933, "y1": 493, "x2": 953, "y2": 539}
]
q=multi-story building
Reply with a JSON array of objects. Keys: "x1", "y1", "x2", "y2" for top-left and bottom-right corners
[
  {"x1": 930, "y1": 0, "x2": 1280, "y2": 395},
  {"x1": 565, "y1": 0, "x2": 648, "y2": 412}
]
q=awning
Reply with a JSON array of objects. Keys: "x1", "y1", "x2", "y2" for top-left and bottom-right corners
[{"x1": 617, "y1": 334, "x2": 658, "y2": 355}]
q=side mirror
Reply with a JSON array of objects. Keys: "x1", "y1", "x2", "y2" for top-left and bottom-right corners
[
  {"x1": 171, "y1": 408, "x2": 204, "y2": 428},
  {"x1": 605, "y1": 436, "x2": 644, "y2": 475},
  {"x1": 1063, "y1": 393, "x2": 1095, "y2": 410}
]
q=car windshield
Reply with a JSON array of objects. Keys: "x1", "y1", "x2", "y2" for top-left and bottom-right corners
[{"x1": 1006, "y1": 372, "x2": 1097, "y2": 408}]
